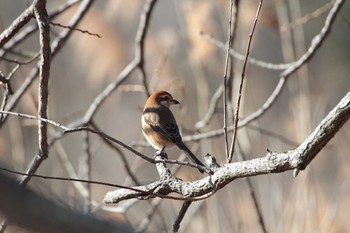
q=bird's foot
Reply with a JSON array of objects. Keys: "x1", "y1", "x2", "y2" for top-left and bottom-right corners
[{"x1": 153, "y1": 150, "x2": 168, "y2": 159}]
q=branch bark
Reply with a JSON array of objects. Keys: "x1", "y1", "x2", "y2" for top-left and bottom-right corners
[
  {"x1": 0, "y1": 3, "x2": 34, "y2": 48},
  {"x1": 105, "y1": 92, "x2": 350, "y2": 203},
  {"x1": 19, "y1": 0, "x2": 51, "y2": 185}
]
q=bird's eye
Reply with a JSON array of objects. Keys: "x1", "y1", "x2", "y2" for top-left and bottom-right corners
[{"x1": 163, "y1": 95, "x2": 169, "y2": 100}]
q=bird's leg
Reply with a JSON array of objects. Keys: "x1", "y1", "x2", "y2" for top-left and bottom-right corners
[
  {"x1": 153, "y1": 147, "x2": 168, "y2": 159},
  {"x1": 153, "y1": 147, "x2": 172, "y2": 178}
]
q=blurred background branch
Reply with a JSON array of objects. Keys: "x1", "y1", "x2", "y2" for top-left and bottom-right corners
[{"x1": 0, "y1": 0, "x2": 349, "y2": 232}]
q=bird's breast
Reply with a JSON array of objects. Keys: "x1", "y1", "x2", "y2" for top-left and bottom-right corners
[{"x1": 141, "y1": 114, "x2": 175, "y2": 150}]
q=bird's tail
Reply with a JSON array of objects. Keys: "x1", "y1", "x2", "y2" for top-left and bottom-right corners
[{"x1": 176, "y1": 142, "x2": 205, "y2": 173}]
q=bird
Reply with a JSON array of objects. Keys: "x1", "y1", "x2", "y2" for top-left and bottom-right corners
[{"x1": 141, "y1": 90, "x2": 205, "y2": 173}]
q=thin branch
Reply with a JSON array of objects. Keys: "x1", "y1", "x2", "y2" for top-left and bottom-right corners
[
  {"x1": 81, "y1": 131, "x2": 92, "y2": 213},
  {"x1": 228, "y1": 0, "x2": 263, "y2": 162},
  {"x1": 136, "y1": 198, "x2": 163, "y2": 233},
  {"x1": 0, "y1": 167, "x2": 148, "y2": 194},
  {"x1": 226, "y1": 0, "x2": 240, "y2": 127},
  {"x1": 90, "y1": 121, "x2": 141, "y2": 186},
  {"x1": 236, "y1": 142, "x2": 267, "y2": 233},
  {"x1": 0, "y1": 52, "x2": 40, "y2": 65},
  {"x1": 246, "y1": 124, "x2": 298, "y2": 146},
  {"x1": 0, "y1": 111, "x2": 69, "y2": 129},
  {"x1": 223, "y1": 0, "x2": 235, "y2": 159},
  {"x1": 50, "y1": 0, "x2": 94, "y2": 57},
  {"x1": 200, "y1": 31, "x2": 293, "y2": 70},
  {"x1": 49, "y1": 0, "x2": 82, "y2": 18},
  {"x1": 172, "y1": 201, "x2": 192, "y2": 233},
  {"x1": 0, "y1": 165, "x2": 213, "y2": 203},
  {"x1": 0, "y1": 72, "x2": 12, "y2": 122},
  {"x1": 195, "y1": 84, "x2": 224, "y2": 129},
  {"x1": 135, "y1": 0, "x2": 156, "y2": 97},
  {"x1": 0, "y1": 93, "x2": 9, "y2": 123},
  {"x1": 51, "y1": 129, "x2": 90, "y2": 199},
  {"x1": 49, "y1": 21, "x2": 101, "y2": 38},
  {"x1": 281, "y1": 1, "x2": 333, "y2": 31}
]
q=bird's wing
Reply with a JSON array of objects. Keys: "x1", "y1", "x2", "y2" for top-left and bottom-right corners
[
  {"x1": 143, "y1": 107, "x2": 182, "y2": 143},
  {"x1": 156, "y1": 120, "x2": 181, "y2": 143}
]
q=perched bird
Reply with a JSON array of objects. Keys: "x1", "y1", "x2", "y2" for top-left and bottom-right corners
[{"x1": 142, "y1": 90, "x2": 205, "y2": 173}]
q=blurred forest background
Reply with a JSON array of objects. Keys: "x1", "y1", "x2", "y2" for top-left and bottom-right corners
[{"x1": 0, "y1": 0, "x2": 349, "y2": 232}]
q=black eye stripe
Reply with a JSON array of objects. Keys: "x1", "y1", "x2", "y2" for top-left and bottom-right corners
[{"x1": 160, "y1": 95, "x2": 170, "y2": 100}]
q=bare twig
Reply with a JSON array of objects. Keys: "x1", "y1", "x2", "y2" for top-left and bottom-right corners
[
  {"x1": 228, "y1": 0, "x2": 263, "y2": 162},
  {"x1": 136, "y1": 199, "x2": 163, "y2": 233},
  {"x1": 0, "y1": 110, "x2": 69, "y2": 129},
  {"x1": 223, "y1": 0, "x2": 235, "y2": 159},
  {"x1": 236, "y1": 143, "x2": 267, "y2": 233},
  {"x1": 81, "y1": 131, "x2": 92, "y2": 213},
  {"x1": 0, "y1": 53, "x2": 40, "y2": 65},
  {"x1": 0, "y1": 72, "x2": 12, "y2": 122},
  {"x1": 0, "y1": 167, "x2": 148, "y2": 194},
  {"x1": 281, "y1": 1, "x2": 333, "y2": 31},
  {"x1": 200, "y1": 31, "x2": 293, "y2": 70},
  {"x1": 0, "y1": 93, "x2": 9, "y2": 123},
  {"x1": 49, "y1": 21, "x2": 101, "y2": 38},
  {"x1": 135, "y1": 0, "x2": 156, "y2": 97},
  {"x1": 172, "y1": 201, "x2": 192, "y2": 233},
  {"x1": 226, "y1": 0, "x2": 240, "y2": 128},
  {"x1": 246, "y1": 124, "x2": 298, "y2": 146},
  {"x1": 51, "y1": 130, "x2": 90, "y2": 199},
  {"x1": 90, "y1": 121, "x2": 141, "y2": 186},
  {"x1": 195, "y1": 84, "x2": 224, "y2": 129}
]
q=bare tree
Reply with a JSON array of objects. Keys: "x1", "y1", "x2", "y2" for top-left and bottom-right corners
[{"x1": 0, "y1": 0, "x2": 349, "y2": 232}]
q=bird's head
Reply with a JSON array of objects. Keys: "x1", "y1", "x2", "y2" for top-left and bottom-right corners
[{"x1": 153, "y1": 91, "x2": 180, "y2": 107}]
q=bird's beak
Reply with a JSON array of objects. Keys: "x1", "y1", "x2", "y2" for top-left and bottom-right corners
[{"x1": 171, "y1": 99, "x2": 180, "y2": 105}]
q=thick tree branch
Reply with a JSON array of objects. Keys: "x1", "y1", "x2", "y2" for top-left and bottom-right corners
[
  {"x1": 0, "y1": 3, "x2": 34, "y2": 48},
  {"x1": 18, "y1": 0, "x2": 51, "y2": 186},
  {"x1": 105, "y1": 92, "x2": 350, "y2": 203}
]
